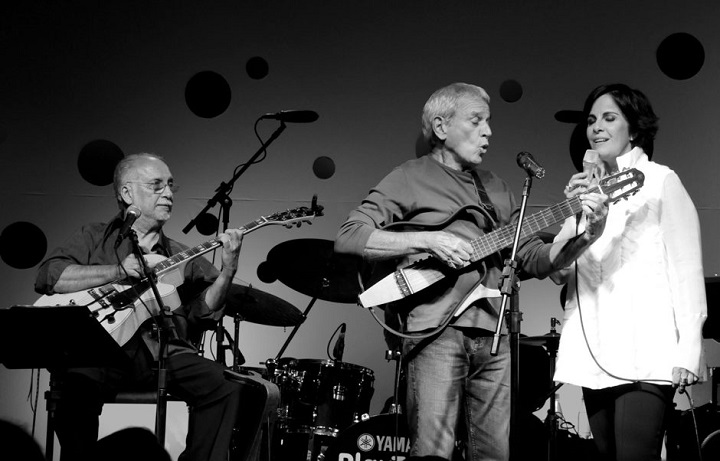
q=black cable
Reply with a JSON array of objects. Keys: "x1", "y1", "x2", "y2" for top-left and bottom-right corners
[
  {"x1": 226, "y1": 119, "x2": 272, "y2": 194},
  {"x1": 569, "y1": 219, "x2": 702, "y2": 457},
  {"x1": 28, "y1": 367, "x2": 40, "y2": 436},
  {"x1": 366, "y1": 305, "x2": 454, "y2": 340},
  {"x1": 681, "y1": 390, "x2": 704, "y2": 461}
]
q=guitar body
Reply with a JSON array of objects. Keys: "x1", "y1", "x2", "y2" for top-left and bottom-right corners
[
  {"x1": 35, "y1": 255, "x2": 182, "y2": 347},
  {"x1": 360, "y1": 205, "x2": 500, "y2": 314}
]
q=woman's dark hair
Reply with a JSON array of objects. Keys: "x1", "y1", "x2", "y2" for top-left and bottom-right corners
[{"x1": 583, "y1": 83, "x2": 659, "y2": 159}]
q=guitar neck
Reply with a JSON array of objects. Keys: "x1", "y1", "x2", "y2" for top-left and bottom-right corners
[
  {"x1": 153, "y1": 237, "x2": 224, "y2": 276},
  {"x1": 152, "y1": 221, "x2": 256, "y2": 276},
  {"x1": 469, "y1": 195, "x2": 582, "y2": 261}
]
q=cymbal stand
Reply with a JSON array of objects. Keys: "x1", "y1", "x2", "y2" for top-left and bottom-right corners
[
  {"x1": 231, "y1": 314, "x2": 246, "y2": 371},
  {"x1": 544, "y1": 318, "x2": 561, "y2": 461},
  {"x1": 384, "y1": 348, "x2": 403, "y2": 414},
  {"x1": 264, "y1": 296, "x2": 313, "y2": 373}
]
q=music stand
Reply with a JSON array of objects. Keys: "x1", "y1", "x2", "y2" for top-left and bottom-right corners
[
  {"x1": 0, "y1": 305, "x2": 127, "y2": 369},
  {"x1": 0, "y1": 305, "x2": 128, "y2": 461}
]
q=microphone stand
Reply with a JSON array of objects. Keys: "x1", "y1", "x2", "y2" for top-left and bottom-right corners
[
  {"x1": 182, "y1": 119, "x2": 287, "y2": 367},
  {"x1": 490, "y1": 174, "x2": 533, "y2": 461},
  {"x1": 181, "y1": 121, "x2": 287, "y2": 235},
  {"x1": 128, "y1": 229, "x2": 172, "y2": 445},
  {"x1": 215, "y1": 194, "x2": 233, "y2": 366}
]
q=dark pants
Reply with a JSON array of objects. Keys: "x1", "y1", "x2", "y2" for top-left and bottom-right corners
[
  {"x1": 54, "y1": 350, "x2": 241, "y2": 461},
  {"x1": 583, "y1": 382, "x2": 675, "y2": 461}
]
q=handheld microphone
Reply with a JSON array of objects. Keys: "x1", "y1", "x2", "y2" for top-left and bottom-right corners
[
  {"x1": 333, "y1": 323, "x2": 346, "y2": 362},
  {"x1": 114, "y1": 206, "x2": 141, "y2": 248},
  {"x1": 582, "y1": 149, "x2": 600, "y2": 183},
  {"x1": 516, "y1": 151, "x2": 546, "y2": 179},
  {"x1": 259, "y1": 110, "x2": 319, "y2": 123}
]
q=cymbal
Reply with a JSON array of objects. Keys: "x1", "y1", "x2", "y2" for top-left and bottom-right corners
[
  {"x1": 264, "y1": 238, "x2": 361, "y2": 304},
  {"x1": 520, "y1": 332, "x2": 560, "y2": 348},
  {"x1": 224, "y1": 284, "x2": 304, "y2": 327}
]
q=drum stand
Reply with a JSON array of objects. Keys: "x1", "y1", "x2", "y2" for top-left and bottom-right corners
[
  {"x1": 215, "y1": 313, "x2": 246, "y2": 371},
  {"x1": 384, "y1": 348, "x2": 403, "y2": 414},
  {"x1": 265, "y1": 296, "x2": 314, "y2": 375},
  {"x1": 543, "y1": 320, "x2": 562, "y2": 461}
]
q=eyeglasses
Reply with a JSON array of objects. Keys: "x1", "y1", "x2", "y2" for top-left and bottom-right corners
[{"x1": 125, "y1": 180, "x2": 179, "y2": 194}]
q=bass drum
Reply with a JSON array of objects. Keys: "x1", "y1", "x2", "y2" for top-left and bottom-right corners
[{"x1": 319, "y1": 413, "x2": 410, "y2": 461}]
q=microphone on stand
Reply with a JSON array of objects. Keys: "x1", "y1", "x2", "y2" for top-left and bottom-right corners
[
  {"x1": 516, "y1": 151, "x2": 546, "y2": 179},
  {"x1": 259, "y1": 110, "x2": 319, "y2": 123},
  {"x1": 114, "y1": 206, "x2": 141, "y2": 248},
  {"x1": 333, "y1": 323, "x2": 346, "y2": 362}
]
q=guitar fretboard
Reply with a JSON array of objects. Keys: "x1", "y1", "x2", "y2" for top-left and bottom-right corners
[
  {"x1": 153, "y1": 237, "x2": 225, "y2": 275},
  {"x1": 151, "y1": 209, "x2": 315, "y2": 276},
  {"x1": 469, "y1": 196, "x2": 582, "y2": 261}
]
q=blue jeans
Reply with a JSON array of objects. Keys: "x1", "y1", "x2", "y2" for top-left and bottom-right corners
[{"x1": 404, "y1": 326, "x2": 510, "y2": 461}]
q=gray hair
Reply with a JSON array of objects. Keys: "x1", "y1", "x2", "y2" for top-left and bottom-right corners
[
  {"x1": 113, "y1": 152, "x2": 166, "y2": 209},
  {"x1": 421, "y1": 82, "x2": 490, "y2": 148}
]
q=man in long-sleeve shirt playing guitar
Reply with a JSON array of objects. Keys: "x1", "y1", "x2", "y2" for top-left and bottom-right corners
[{"x1": 35, "y1": 153, "x2": 245, "y2": 461}]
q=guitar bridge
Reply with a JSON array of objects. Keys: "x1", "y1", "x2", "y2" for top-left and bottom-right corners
[{"x1": 394, "y1": 270, "x2": 413, "y2": 298}]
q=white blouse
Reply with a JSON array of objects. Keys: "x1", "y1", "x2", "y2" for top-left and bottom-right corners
[{"x1": 553, "y1": 147, "x2": 707, "y2": 389}]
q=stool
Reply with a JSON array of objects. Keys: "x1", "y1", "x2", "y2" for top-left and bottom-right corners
[
  {"x1": 44, "y1": 370, "x2": 280, "y2": 461},
  {"x1": 44, "y1": 375, "x2": 186, "y2": 461}
]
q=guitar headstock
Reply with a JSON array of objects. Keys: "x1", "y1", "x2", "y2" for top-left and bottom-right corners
[
  {"x1": 595, "y1": 168, "x2": 645, "y2": 204},
  {"x1": 264, "y1": 202, "x2": 324, "y2": 229}
]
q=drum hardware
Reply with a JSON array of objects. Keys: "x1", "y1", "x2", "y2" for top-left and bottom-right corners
[
  {"x1": 253, "y1": 239, "x2": 374, "y2": 460},
  {"x1": 332, "y1": 384, "x2": 345, "y2": 401},
  {"x1": 267, "y1": 358, "x2": 375, "y2": 461},
  {"x1": 520, "y1": 318, "x2": 562, "y2": 461},
  {"x1": 213, "y1": 283, "x2": 304, "y2": 370},
  {"x1": 384, "y1": 348, "x2": 404, "y2": 415}
]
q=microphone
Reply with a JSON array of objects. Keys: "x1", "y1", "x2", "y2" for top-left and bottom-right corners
[
  {"x1": 114, "y1": 206, "x2": 141, "y2": 248},
  {"x1": 333, "y1": 323, "x2": 346, "y2": 362},
  {"x1": 582, "y1": 149, "x2": 601, "y2": 183},
  {"x1": 259, "y1": 110, "x2": 319, "y2": 123},
  {"x1": 516, "y1": 151, "x2": 546, "y2": 179}
]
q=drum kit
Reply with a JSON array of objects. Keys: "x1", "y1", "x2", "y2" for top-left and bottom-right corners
[
  {"x1": 220, "y1": 238, "x2": 568, "y2": 461},
  {"x1": 218, "y1": 238, "x2": 407, "y2": 461}
]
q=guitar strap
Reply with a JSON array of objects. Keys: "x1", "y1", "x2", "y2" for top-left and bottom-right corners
[{"x1": 470, "y1": 170, "x2": 498, "y2": 224}]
